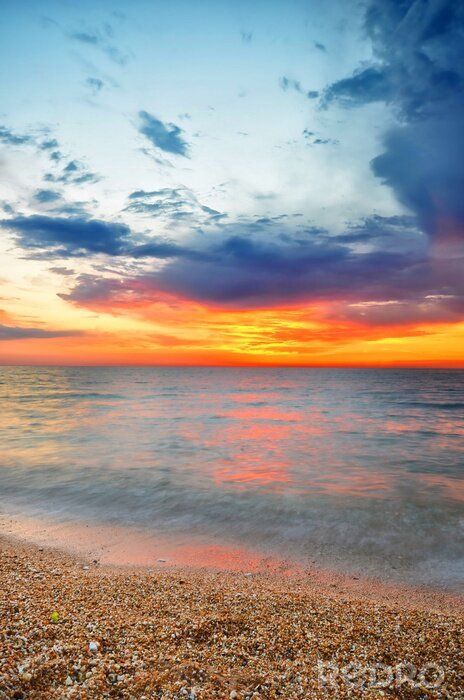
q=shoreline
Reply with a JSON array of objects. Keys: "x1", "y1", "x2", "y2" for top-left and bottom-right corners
[
  {"x1": 1, "y1": 533, "x2": 463, "y2": 698},
  {"x1": 1, "y1": 513, "x2": 463, "y2": 615}
]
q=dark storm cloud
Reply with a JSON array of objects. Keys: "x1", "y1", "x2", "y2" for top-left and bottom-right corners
[
  {"x1": 1, "y1": 211, "x2": 211, "y2": 262},
  {"x1": 323, "y1": 1, "x2": 463, "y2": 120},
  {"x1": 60, "y1": 230, "x2": 464, "y2": 329},
  {"x1": 56, "y1": 216, "x2": 459, "y2": 310},
  {"x1": 130, "y1": 241, "x2": 192, "y2": 259},
  {"x1": 362, "y1": 0, "x2": 463, "y2": 121},
  {"x1": 338, "y1": 215, "x2": 425, "y2": 252},
  {"x1": 13, "y1": 205, "x2": 449, "y2": 327},
  {"x1": 322, "y1": 0, "x2": 464, "y2": 239},
  {"x1": 371, "y1": 116, "x2": 464, "y2": 238},
  {"x1": 4, "y1": 204, "x2": 462, "y2": 322},
  {"x1": 322, "y1": 67, "x2": 393, "y2": 107},
  {"x1": 2, "y1": 215, "x2": 131, "y2": 257},
  {"x1": 0, "y1": 324, "x2": 83, "y2": 340},
  {"x1": 149, "y1": 236, "x2": 408, "y2": 306},
  {"x1": 138, "y1": 111, "x2": 189, "y2": 157}
]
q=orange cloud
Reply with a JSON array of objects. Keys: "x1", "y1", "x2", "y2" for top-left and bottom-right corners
[{"x1": 1, "y1": 286, "x2": 463, "y2": 366}]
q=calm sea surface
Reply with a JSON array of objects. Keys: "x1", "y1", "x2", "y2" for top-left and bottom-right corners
[{"x1": 1, "y1": 367, "x2": 463, "y2": 587}]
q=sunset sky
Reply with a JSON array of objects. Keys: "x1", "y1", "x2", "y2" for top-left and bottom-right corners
[{"x1": 1, "y1": 0, "x2": 463, "y2": 366}]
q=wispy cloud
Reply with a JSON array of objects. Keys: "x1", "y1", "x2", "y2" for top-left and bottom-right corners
[
  {"x1": 69, "y1": 24, "x2": 129, "y2": 66},
  {"x1": 33, "y1": 189, "x2": 62, "y2": 204},
  {"x1": 0, "y1": 126, "x2": 33, "y2": 146},
  {"x1": 0, "y1": 324, "x2": 84, "y2": 340},
  {"x1": 44, "y1": 159, "x2": 100, "y2": 186},
  {"x1": 125, "y1": 187, "x2": 224, "y2": 225},
  {"x1": 86, "y1": 77, "x2": 105, "y2": 94},
  {"x1": 138, "y1": 111, "x2": 189, "y2": 157},
  {"x1": 279, "y1": 76, "x2": 319, "y2": 99}
]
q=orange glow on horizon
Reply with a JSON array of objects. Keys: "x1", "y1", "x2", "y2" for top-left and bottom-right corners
[
  {"x1": 1, "y1": 298, "x2": 464, "y2": 368},
  {"x1": 1, "y1": 251, "x2": 463, "y2": 368}
]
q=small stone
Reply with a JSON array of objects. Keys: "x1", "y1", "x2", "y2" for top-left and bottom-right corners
[
  {"x1": 65, "y1": 676, "x2": 73, "y2": 686},
  {"x1": 88, "y1": 641, "x2": 99, "y2": 652}
]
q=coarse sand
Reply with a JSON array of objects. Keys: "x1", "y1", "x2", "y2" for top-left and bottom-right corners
[{"x1": 1, "y1": 535, "x2": 463, "y2": 699}]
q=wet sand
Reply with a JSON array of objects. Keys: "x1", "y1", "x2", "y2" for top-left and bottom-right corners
[{"x1": 1, "y1": 531, "x2": 463, "y2": 699}]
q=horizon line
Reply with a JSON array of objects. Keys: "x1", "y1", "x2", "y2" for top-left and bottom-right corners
[{"x1": 1, "y1": 363, "x2": 464, "y2": 370}]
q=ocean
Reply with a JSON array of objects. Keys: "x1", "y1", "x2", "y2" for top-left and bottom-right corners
[{"x1": 1, "y1": 366, "x2": 463, "y2": 588}]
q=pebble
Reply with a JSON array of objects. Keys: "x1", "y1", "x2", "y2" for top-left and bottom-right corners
[{"x1": 1, "y1": 537, "x2": 463, "y2": 699}]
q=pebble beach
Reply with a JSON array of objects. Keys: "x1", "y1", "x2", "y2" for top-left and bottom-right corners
[{"x1": 1, "y1": 535, "x2": 463, "y2": 699}]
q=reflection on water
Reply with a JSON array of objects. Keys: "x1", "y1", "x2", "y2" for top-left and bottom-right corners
[{"x1": 1, "y1": 367, "x2": 463, "y2": 588}]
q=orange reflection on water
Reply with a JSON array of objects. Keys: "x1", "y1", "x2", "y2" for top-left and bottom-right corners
[
  {"x1": 225, "y1": 405, "x2": 302, "y2": 422},
  {"x1": 213, "y1": 459, "x2": 292, "y2": 491},
  {"x1": 1, "y1": 514, "x2": 297, "y2": 572}
]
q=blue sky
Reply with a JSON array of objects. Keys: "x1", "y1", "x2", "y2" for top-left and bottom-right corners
[
  {"x1": 0, "y1": 0, "x2": 463, "y2": 365},
  {"x1": 1, "y1": 0, "x2": 393, "y2": 232}
]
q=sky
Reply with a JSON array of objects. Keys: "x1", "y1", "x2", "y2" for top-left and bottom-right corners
[{"x1": 0, "y1": 0, "x2": 463, "y2": 366}]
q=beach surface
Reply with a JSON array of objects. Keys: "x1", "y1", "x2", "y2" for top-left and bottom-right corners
[{"x1": 1, "y1": 533, "x2": 463, "y2": 699}]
